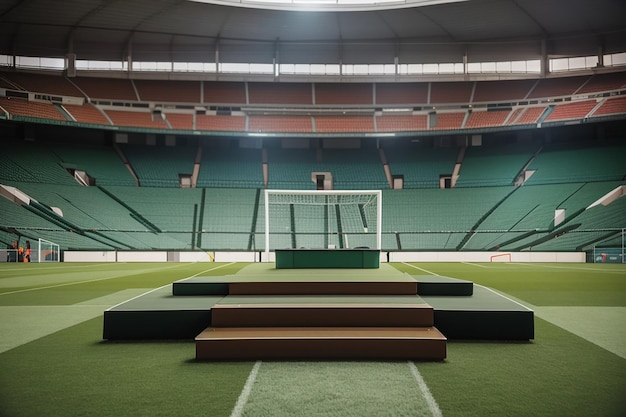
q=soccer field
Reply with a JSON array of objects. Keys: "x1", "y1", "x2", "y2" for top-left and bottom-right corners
[{"x1": 0, "y1": 262, "x2": 624, "y2": 417}]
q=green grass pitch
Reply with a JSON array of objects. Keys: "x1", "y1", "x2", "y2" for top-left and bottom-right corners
[{"x1": 0, "y1": 261, "x2": 624, "y2": 417}]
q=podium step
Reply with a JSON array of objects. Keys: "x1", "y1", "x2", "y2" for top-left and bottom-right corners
[
  {"x1": 211, "y1": 302, "x2": 434, "y2": 327},
  {"x1": 195, "y1": 326, "x2": 447, "y2": 360}
]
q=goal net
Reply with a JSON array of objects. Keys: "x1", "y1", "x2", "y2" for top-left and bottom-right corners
[
  {"x1": 264, "y1": 190, "x2": 382, "y2": 255},
  {"x1": 38, "y1": 238, "x2": 60, "y2": 262}
]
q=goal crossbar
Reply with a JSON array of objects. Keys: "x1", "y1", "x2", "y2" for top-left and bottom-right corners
[{"x1": 264, "y1": 189, "x2": 382, "y2": 256}]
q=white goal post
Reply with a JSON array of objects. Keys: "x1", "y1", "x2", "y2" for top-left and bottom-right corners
[
  {"x1": 38, "y1": 238, "x2": 60, "y2": 262},
  {"x1": 264, "y1": 190, "x2": 382, "y2": 256}
]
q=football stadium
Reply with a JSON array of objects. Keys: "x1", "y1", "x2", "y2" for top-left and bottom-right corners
[{"x1": 0, "y1": 0, "x2": 625, "y2": 416}]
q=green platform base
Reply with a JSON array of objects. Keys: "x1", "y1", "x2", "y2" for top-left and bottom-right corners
[
  {"x1": 103, "y1": 264, "x2": 534, "y2": 343},
  {"x1": 275, "y1": 248, "x2": 380, "y2": 269}
]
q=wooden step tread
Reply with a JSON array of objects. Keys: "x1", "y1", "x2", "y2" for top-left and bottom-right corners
[
  {"x1": 196, "y1": 326, "x2": 446, "y2": 341},
  {"x1": 196, "y1": 327, "x2": 447, "y2": 360}
]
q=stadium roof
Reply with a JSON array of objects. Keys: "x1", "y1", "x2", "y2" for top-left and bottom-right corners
[{"x1": 1, "y1": 0, "x2": 625, "y2": 65}]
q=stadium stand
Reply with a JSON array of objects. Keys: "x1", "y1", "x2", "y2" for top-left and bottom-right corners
[
  {"x1": 62, "y1": 103, "x2": 110, "y2": 125},
  {"x1": 249, "y1": 115, "x2": 313, "y2": 133},
  {"x1": 545, "y1": 100, "x2": 598, "y2": 122},
  {"x1": 0, "y1": 71, "x2": 82, "y2": 97},
  {"x1": 200, "y1": 188, "x2": 259, "y2": 250},
  {"x1": 315, "y1": 83, "x2": 372, "y2": 105},
  {"x1": 430, "y1": 82, "x2": 473, "y2": 104},
  {"x1": 197, "y1": 145, "x2": 263, "y2": 188},
  {"x1": 376, "y1": 115, "x2": 428, "y2": 132},
  {"x1": 266, "y1": 148, "x2": 318, "y2": 190},
  {"x1": 203, "y1": 81, "x2": 246, "y2": 104},
  {"x1": 71, "y1": 77, "x2": 138, "y2": 101},
  {"x1": 593, "y1": 96, "x2": 626, "y2": 116},
  {"x1": 315, "y1": 116, "x2": 375, "y2": 132},
  {"x1": 165, "y1": 113, "x2": 194, "y2": 130},
  {"x1": 104, "y1": 110, "x2": 169, "y2": 129},
  {"x1": 196, "y1": 114, "x2": 245, "y2": 131},
  {"x1": 527, "y1": 76, "x2": 589, "y2": 99},
  {"x1": 375, "y1": 83, "x2": 429, "y2": 105},
  {"x1": 431, "y1": 112, "x2": 466, "y2": 130},
  {"x1": 133, "y1": 79, "x2": 201, "y2": 103},
  {"x1": 248, "y1": 82, "x2": 313, "y2": 105},
  {"x1": 120, "y1": 143, "x2": 196, "y2": 187},
  {"x1": 576, "y1": 71, "x2": 626, "y2": 94},
  {"x1": 472, "y1": 79, "x2": 537, "y2": 103},
  {"x1": 510, "y1": 106, "x2": 547, "y2": 125},
  {"x1": 0, "y1": 97, "x2": 66, "y2": 121},
  {"x1": 464, "y1": 110, "x2": 511, "y2": 129},
  {"x1": 455, "y1": 143, "x2": 537, "y2": 187},
  {"x1": 524, "y1": 142, "x2": 626, "y2": 185},
  {"x1": 53, "y1": 143, "x2": 136, "y2": 187},
  {"x1": 383, "y1": 144, "x2": 457, "y2": 189}
]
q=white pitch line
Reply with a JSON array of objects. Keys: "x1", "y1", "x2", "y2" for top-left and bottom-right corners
[
  {"x1": 229, "y1": 360, "x2": 262, "y2": 417},
  {"x1": 461, "y1": 262, "x2": 489, "y2": 268},
  {"x1": 408, "y1": 361, "x2": 443, "y2": 417},
  {"x1": 401, "y1": 262, "x2": 438, "y2": 275},
  {"x1": 509, "y1": 263, "x2": 626, "y2": 273},
  {"x1": 0, "y1": 262, "x2": 235, "y2": 297}
]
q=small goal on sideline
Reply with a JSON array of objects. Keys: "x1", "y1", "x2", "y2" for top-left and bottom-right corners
[{"x1": 490, "y1": 253, "x2": 512, "y2": 263}]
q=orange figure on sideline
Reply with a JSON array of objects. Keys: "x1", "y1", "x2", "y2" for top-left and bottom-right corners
[
  {"x1": 24, "y1": 240, "x2": 31, "y2": 263},
  {"x1": 18, "y1": 244, "x2": 24, "y2": 262}
]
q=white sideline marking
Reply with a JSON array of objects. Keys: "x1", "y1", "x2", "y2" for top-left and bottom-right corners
[
  {"x1": 509, "y1": 263, "x2": 626, "y2": 273},
  {"x1": 1, "y1": 262, "x2": 235, "y2": 297},
  {"x1": 408, "y1": 361, "x2": 443, "y2": 417},
  {"x1": 0, "y1": 262, "x2": 190, "y2": 296},
  {"x1": 461, "y1": 262, "x2": 489, "y2": 268},
  {"x1": 401, "y1": 262, "x2": 437, "y2": 275},
  {"x1": 229, "y1": 360, "x2": 262, "y2": 417},
  {"x1": 105, "y1": 262, "x2": 236, "y2": 311}
]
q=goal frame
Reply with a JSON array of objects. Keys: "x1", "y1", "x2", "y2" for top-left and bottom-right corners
[
  {"x1": 264, "y1": 189, "x2": 382, "y2": 257},
  {"x1": 38, "y1": 238, "x2": 60, "y2": 263},
  {"x1": 490, "y1": 252, "x2": 512, "y2": 263}
]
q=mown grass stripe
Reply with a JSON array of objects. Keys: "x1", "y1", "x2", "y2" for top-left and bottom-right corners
[{"x1": 237, "y1": 361, "x2": 438, "y2": 417}]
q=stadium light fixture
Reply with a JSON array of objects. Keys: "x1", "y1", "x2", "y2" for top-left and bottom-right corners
[{"x1": 188, "y1": 0, "x2": 468, "y2": 12}]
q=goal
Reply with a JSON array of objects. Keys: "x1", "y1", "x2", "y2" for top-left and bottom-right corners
[
  {"x1": 38, "y1": 238, "x2": 60, "y2": 262},
  {"x1": 264, "y1": 190, "x2": 382, "y2": 255},
  {"x1": 490, "y1": 253, "x2": 512, "y2": 263}
]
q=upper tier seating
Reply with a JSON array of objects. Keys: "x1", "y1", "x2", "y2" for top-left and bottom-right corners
[
  {"x1": 525, "y1": 143, "x2": 626, "y2": 185},
  {"x1": 121, "y1": 144, "x2": 196, "y2": 187},
  {"x1": 430, "y1": 82, "x2": 473, "y2": 104},
  {"x1": 53, "y1": 144, "x2": 136, "y2": 186},
  {"x1": 455, "y1": 144, "x2": 537, "y2": 187},
  {"x1": 134, "y1": 80, "x2": 201, "y2": 103},
  {"x1": 248, "y1": 82, "x2": 313, "y2": 105},
  {"x1": 527, "y1": 76, "x2": 588, "y2": 99},
  {"x1": 1, "y1": 71, "x2": 82, "y2": 97},
  {"x1": 375, "y1": 83, "x2": 429, "y2": 105},
  {"x1": 203, "y1": 81, "x2": 246, "y2": 104},
  {"x1": 71, "y1": 77, "x2": 137, "y2": 101},
  {"x1": 197, "y1": 146, "x2": 263, "y2": 188},
  {"x1": 315, "y1": 83, "x2": 372, "y2": 105},
  {"x1": 472, "y1": 79, "x2": 536, "y2": 103},
  {"x1": 384, "y1": 144, "x2": 458, "y2": 189}
]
